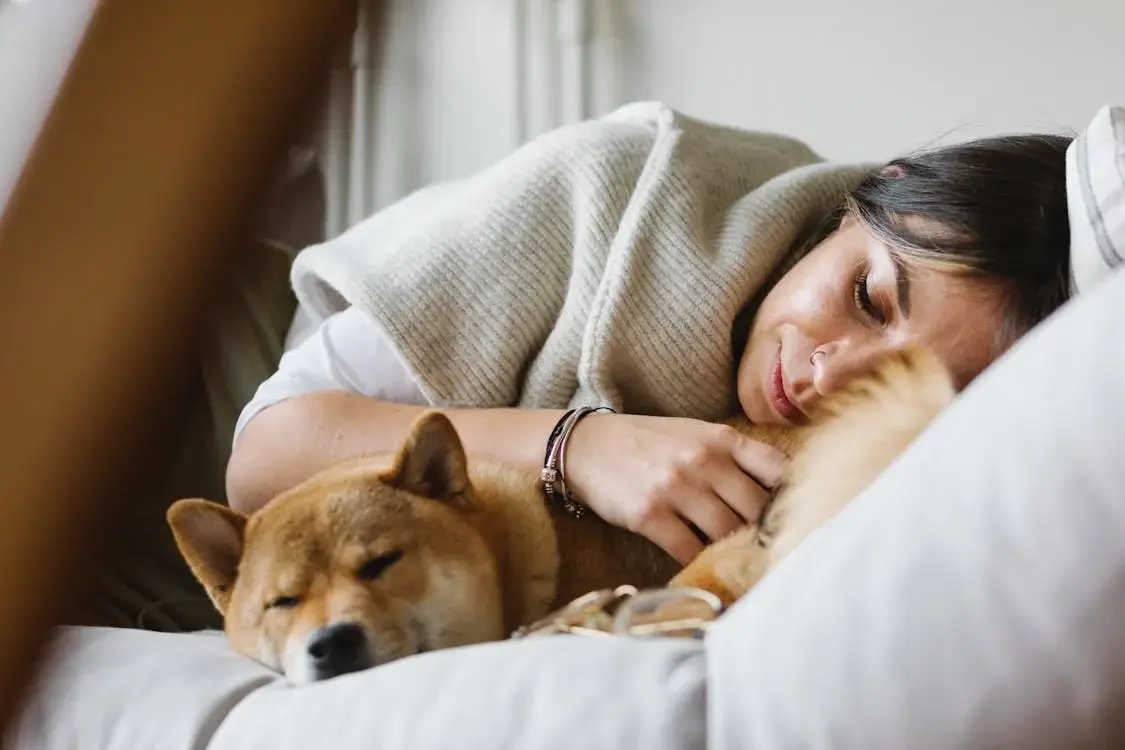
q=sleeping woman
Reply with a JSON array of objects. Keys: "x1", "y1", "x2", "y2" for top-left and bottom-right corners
[{"x1": 226, "y1": 102, "x2": 1072, "y2": 566}]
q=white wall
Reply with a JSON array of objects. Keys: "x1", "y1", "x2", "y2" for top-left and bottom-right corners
[
  {"x1": 618, "y1": 0, "x2": 1124, "y2": 162},
  {"x1": 332, "y1": 0, "x2": 1125, "y2": 216},
  {"x1": 326, "y1": 0, "x2": 524, "y2": 221}
]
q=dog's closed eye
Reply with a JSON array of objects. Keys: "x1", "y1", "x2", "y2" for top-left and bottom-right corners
[
  {"x1": 266, "y1": 595, "x2": 300, "y2": 610},
  {"x1": 357, "y1": 550, "x2": 404, "y2": 581}
]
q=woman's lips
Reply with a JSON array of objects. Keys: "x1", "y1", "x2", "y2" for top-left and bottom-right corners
[{"x1": 769, "y1": 355, "x2": 803, "y2": 423}]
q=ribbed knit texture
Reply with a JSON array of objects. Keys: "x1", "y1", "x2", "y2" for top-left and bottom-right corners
[{"x1": 291, "y1": 102, "x2": 872, "y2": 420}]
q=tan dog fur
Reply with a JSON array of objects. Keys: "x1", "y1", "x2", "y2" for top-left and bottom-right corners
[
  {"x1": 168, "y1": 346, "x2": 954, "y2": 682},
  {"x1": 669, "y1": 346, "x2": 956, "y2": 602}
]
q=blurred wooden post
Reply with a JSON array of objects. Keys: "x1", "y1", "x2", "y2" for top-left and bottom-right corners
[{"x1": 0, "y1": 0, "x2": 360, "y2": 730}]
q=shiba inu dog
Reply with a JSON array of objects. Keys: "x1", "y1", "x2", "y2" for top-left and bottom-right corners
[{"x1": 167, "y1": 346, "x2": 954, "y2": 683}]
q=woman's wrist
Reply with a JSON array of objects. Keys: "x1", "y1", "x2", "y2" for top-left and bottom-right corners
[
  {"x1": 540, "y1": 406, "x2": 616, "y2": 516},
  {"x1": 551, "y1": 411, "x2": 618, "y2": 510}
]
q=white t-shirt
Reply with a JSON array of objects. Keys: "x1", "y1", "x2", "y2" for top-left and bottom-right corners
[{"x1": 232, "y1": 305, "x2": 428, "y2": 448}]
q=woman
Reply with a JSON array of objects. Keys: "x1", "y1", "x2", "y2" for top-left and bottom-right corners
[{"x1": 228, "y1": 103, "x2": 1072, "y2": 566}]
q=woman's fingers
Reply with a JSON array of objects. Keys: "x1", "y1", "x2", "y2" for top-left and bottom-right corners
[
  {"x1": 676, "y1": 488, "x2": 746, "y2": 543},
  {"x1": 710, "y1": 465, "x2": 773, "y2": 524},
  {"x1": 728, "y1": 433, "x2": 786, "y2": 490},
  {"x1": 637, "y1": 511, "x2": 707, "y2": 565},
  {"x1": 681, "y1": 426, "x2": 781, "y2": 528}
]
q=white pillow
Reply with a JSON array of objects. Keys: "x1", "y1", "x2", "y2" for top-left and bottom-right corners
[
  {"x1": 708, "y1": 262, "x2": 1125, "y2": 749},
  {"x1": 1068, "y1": 104, "x2": 1124, "y2": 296}
]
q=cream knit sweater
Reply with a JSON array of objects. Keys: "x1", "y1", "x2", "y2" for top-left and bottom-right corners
[{"x1": 291, "y1": 102, "x2": 872, "y2": 421}]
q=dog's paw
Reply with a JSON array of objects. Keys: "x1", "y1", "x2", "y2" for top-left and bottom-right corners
[
  {"x1": 667, "y1": 526, "x2": 770, "y2": 608},
  {"x1": 668, "y1": 566, "x2": 742, "y2": 609}
]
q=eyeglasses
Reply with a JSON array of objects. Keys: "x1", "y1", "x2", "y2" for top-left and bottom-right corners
[{"x1": 510, "y1": 585, "x2": 725, "y2": 641}]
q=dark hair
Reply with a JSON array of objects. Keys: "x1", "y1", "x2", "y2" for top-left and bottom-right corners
[
  {"x1": 730, "y1": 133, "x2": 1074, "y2": 368},
  {"x1": 846, "y1": 133, "x2": 1074, "y2": 345}
]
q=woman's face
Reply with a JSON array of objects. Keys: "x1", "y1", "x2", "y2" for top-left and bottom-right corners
[{"x1": 738, "y1": 214, "x2": 1011, "y2": 426}]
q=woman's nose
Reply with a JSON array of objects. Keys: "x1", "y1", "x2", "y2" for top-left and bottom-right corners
[{"x1": 811, "y1": 340, "x2": 900, "y2": 398}]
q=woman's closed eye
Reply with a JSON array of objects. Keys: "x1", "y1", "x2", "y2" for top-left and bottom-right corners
[{"x1": 853, "y1": 267, "x2": 887, "y2": 325}]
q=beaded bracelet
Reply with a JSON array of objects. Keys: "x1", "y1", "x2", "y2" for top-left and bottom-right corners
[{"x1": 540, "y1": 406, "x2": 616, "y2": 517}]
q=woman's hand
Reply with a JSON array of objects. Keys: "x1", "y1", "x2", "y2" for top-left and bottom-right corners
[{"x1": 563, "y1": 414, "x2": 786, "y2": 564}]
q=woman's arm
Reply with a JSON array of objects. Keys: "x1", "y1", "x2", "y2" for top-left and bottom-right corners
[
  {"x1": 226, "y1": 306, "x2": 785, "y2": 564},
  {"x1": 227, "y1": 394, "x2": 563, "y2": 515},
  {"x1": 228, "y1": 391, "x2": 783, "y2": 565},
  {"x1": 228, "y1": 304, "x2": 568, "y2": 514},
  {"x1": 226, "y1": 304, "x2": 553, "y2": 512}
]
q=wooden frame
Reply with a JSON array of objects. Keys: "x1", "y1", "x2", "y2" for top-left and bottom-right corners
[{"x1": 0, "y1": 0, "x2": 359, "y2": 730}]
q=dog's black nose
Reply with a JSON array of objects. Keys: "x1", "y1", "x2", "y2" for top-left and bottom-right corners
[{"x1": 306, "y1": 622, "x2": 369, "y2": 679}]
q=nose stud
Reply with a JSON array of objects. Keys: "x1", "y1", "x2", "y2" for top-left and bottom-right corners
[{"x1": 810, "y1": 349, "x2": 825, "y2": 366}]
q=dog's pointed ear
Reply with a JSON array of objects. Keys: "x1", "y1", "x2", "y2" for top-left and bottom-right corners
[
  {"x1": 388, "y1": 411, "x2": 471, "y2": 505},
  {"x1": 166, "y1": 498, "x2": 248, "y2": 615}
]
